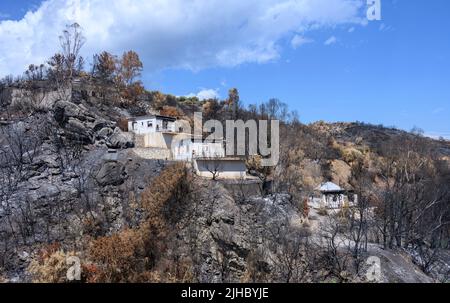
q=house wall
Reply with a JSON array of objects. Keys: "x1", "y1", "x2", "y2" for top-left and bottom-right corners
[
  {"x1": 155, "y1": 119, "x2": 176, "y2": 132},
  {"x1": 128, "y1": 118, "x2": 156, "y2": 135},
  {"x1": 322, "y1": 193, "x2": 346, "y2": 209},
  {"x1": 138, "y1": 132, "x2": 175, "y2": 149},
  {"x1": 172, "y1": 139, "x2": 225, "y2": 161},
  {"x1": 128, "y1": 118, "x2": 176, "y2": 135},
  {"x1": 194, "y1": 159, "x2": 247, "y2": 179}
]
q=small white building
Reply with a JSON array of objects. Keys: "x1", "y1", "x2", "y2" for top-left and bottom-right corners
[
  {"x1": 128, "y1": 115, "x2": 177, "y2": 135},
  {"x1": 310, "y1": 182, "x2": 357, "y2": 209}
]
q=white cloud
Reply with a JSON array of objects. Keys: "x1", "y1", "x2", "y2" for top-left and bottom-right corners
[
  {"x1": 432, "y1": 107, "x2": 445, "y2": 114},
  {"x1": 0, "y1": 0, "x2": 366, "y2": 76},
  {"x1": 187, "y1": 89, "x2": 220, "y2": 101},
  {"x1": 324, "y1": 36, "x2": 338, "y2": 45},
  {"x1": 291, "y1": 35, "x2": 313, "y2": 49},
  {"x1": 348, "y1": 27, "x2": 355, "y2": 33}
]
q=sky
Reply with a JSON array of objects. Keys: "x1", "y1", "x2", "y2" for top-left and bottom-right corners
[{"x1": 0, "y1": 0, "x2": 449, "y2": 138}]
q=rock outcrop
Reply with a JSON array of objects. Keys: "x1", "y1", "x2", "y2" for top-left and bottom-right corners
[
  {"x1": 95, "y1": 160, "x2": 127, "y2": 186},
  {"x1": 106, "y1": 128, "x2": 134, "y2": 149}
]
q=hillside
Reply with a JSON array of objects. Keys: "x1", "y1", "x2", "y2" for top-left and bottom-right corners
[{"x1": 0, "y1": 77, "x2": 449, "y2": 283}]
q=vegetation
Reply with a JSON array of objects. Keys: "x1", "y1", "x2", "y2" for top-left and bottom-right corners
[{"x1": 0, "y1": 22, "x2": 449, "y2": 283}]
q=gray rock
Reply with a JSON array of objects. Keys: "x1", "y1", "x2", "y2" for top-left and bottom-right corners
[
  {"x1": 32, "y1": 154, "x2": 60, "y2": 169},
  {"x1": 96, "y1": 127, "x2": 114, "y2": 140},
  {"x1": 95, "y1": 161, "x2": 127, "y2": 186},
  {"x1": 64, "y1": 118, "x2": 94, "y2": 144},
  {"x1": 54, "y1": 100, "x2": 83, "y2": 123},
  {"x1": 106, "y1": 128, "x2": 134, "y2": 149}
]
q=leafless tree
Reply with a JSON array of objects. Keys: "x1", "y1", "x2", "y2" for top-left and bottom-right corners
[
  {"x1": 59, "y1": 23, "x2": 86, "y2": 81},
  {"x1": 205, "y1": 158, "x2": 223, "y2": 181},
  {"x1": 266, "y1": 221, "x2": 313, "y2": 283}
]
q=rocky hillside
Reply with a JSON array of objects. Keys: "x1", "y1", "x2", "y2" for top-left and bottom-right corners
[{"x1": 0, "y1": 83, "x2": 449, "y2": 283}]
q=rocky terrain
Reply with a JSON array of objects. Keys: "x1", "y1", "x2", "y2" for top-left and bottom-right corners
[{"x1": 0, "y1": 81, "x2": 449, "y2": 283}]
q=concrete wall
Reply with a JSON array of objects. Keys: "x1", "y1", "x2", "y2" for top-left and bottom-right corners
[
  {"x1": 194, "y1": 159, "x2": 247, "y2": 179},
  {"x1": 173, "y1": 139, "x2": 225, "y2": 161},
  {"x1": 132, "y1": 148, "x2": 172, "y2": 160},
  {"x1": 139, "y1": 132, "x2": 175, "y2": 149}
]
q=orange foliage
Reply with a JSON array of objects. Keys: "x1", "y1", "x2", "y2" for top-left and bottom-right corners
[
  {"x1": 117, "y1": 118, "x2": 129, "y2": 132},
  {"x1": 160, "y1": 106, "x2": 184, "y2": 118},
  {"x1": 86, "y1": 163, "x2": 190, "y2": 283},
  {"x1": 118, "y1": 51, "x2": 143, "y2": 86},
  {"x1": 88, "y1": 228, "x2": 145, "y2": 282},
  {"x1": 36, "y1": 242, "x2": 62, "y2": 263}
]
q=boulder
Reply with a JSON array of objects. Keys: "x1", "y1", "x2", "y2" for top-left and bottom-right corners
[
  {"x1": 106, "y1": 128, "x2": 134, "y2": 149},
  {"x1": 64, "y1": 118, "x2": 94, "y2": 144},
  {"x1": 96, "y1": 127, "x2": 114, "y2": 140},
  {"x1": 95, "y1": 161, "x2": 127, "y2": 186},
  {"x1": 54, "y1": 101, "x2": 83, "y2": 123}
]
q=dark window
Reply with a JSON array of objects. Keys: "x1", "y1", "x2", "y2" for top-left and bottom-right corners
[{"x1": 147, "y1": 121, "x2": 153, "y2": 127}]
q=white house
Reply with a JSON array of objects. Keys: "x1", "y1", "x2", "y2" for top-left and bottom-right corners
[
  {"x1": 172, "y1": 135, "x2": 247, "y2": 179},
  {"x1": 128, "y1": 115, "x2": 177, "y2": 135},
  {"x1": 127, "y1": 115, "x2": 248, "y2": 180}
]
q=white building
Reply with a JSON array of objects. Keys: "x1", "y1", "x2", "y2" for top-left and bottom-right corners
[
  {"x1": 172, "y1": 136, "x2": 248, "y2": 179},
  {"x1": 310, "y1": 182, "x2": 357, "y2": 209},
  {"x1": 127, "y1": 115, "x2": 248, "y2": 180},
  {"x1": 128, "y1": 115, "x2": 177, "y2": 135}
]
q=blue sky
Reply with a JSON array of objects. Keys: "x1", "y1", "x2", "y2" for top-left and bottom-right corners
[{"x1": 0, "y1": 0, "x2": 449, "y2": 138}]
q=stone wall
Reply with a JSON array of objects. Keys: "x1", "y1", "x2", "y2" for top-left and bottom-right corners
[
  {"x1": 132, "y1": 147, "x2": 172, "y2": 160},
  {"x1": 135, "y1": 134, "x2": 146, "y2": 148}
]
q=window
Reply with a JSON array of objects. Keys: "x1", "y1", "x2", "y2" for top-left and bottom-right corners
[
  {"x1": 147, "y1": 121, "x2": 153, "y2": 128},
  {"x1": 132, "y1": 122, "x2": 137, "y2": 130},
  {"x1": 163, "y1": 120, "x2": 169, "y2": 130},
  {"x1": 179, "y1": 127, "x2": 183, "y2": 133}
]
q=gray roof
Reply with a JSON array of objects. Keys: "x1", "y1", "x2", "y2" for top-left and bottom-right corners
[
  {"x1": 129, "y1": 115, "x2": 176, "y2": 122},
  {"x1": 316, "y1": 182, "x2": 344, "y2": 193},
  {"x1": 128, "y1": 115, "x2": 155, "y2": 121}
]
